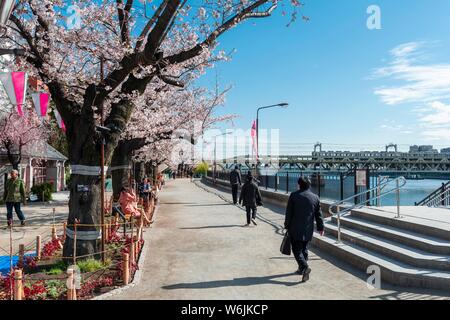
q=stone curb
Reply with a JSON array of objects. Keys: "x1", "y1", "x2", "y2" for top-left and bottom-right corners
[{"x1": 91, "y1": 204, "x2": 160, "y2": 300}]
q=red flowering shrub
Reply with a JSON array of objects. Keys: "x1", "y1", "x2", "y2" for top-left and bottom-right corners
[
  {"x1": 42, "y1": 237, "x2": 63, "y2": 258},
  {"x1": 78, "y1": 277, "x2": 114, "y2": 299},
  {"x1": 23, "y1": 281, "x2": 47, "y2": 300},
  {"x1": 0, "y1": 274, "x2": 13, "y2": 299}
]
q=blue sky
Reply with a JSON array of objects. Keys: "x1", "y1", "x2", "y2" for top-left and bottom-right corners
[{"x1": 197, "y1": 0, "x2": 450, "y2": 154}]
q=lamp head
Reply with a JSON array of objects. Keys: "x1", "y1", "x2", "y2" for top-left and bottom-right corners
[{"x1": 278, "y1": 103, "x2": 289, "y2": 108}]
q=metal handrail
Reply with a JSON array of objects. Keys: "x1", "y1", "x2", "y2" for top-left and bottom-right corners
[
  {"x1": 422, "y1": 187, "x2": 450, "y2": 207},
  {"x1": 416, "y1": 180, "x2": 450, "y2": 206},
  {"x1": 329, "y1": 176, "x2": 407, "y2": 243}
]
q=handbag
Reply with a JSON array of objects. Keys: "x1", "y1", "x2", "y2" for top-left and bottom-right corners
[{"x1": 280, "y1": 231, "x2": 291, "y2": 256}]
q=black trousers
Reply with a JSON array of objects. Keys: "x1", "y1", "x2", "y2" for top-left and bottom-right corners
[
  {"x1": 291, "y1": 239, "x2": 309, "y2": 271},
  {"x1": 231, "y1": 184, "x2": 239, "y2": 204},
  {"x1": 245, "y1": 205, "x2": 257, "y2": 224}
]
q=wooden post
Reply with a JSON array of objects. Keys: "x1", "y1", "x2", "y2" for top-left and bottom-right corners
[
  {"x1": 36, "y1": 236, "x2": 41, "y2": 260},
  {"x1": 63, "y1": 222, "x2": 67, "y2": 239},
  {"x1": 13, "y1": 269, "x2": 23, "y2": 300},
  {"x1": 51, "y1": 225, "x2": 57, "y2": 240},
  {"x1": 122, "y1": 253, "x2": 130, "y2": 285},
  {"x1": 73, "y1": 220, "x2": 78, "y2": 266},
  {"x1": 67, "y1": 268, "x2": 77, "y2": 300},
  {"x1": 18, "y1": 244, "x2": 25, "y2": 267},
  {"x1": 129, "y1": 241, "x2": 135, "y2": 265}
]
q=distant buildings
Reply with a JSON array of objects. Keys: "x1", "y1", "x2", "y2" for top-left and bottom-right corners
[
  {"x1": 409, "y1": 145, "x2": 439, "y2": 154},
  {"x1": 441, "y1": 147, "x2": 450, "y2": 154}
]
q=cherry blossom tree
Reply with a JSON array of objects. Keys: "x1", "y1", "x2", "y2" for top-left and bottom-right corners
[
  {"x1": 1, "y1": 0, "x2": 304, "y2": 257},
  {"x1": 111, "y1": 82, "x2": 233, "y2": 197},
  {"x1": 0, "y1": 109, "x2": 49, "y2": 170}
]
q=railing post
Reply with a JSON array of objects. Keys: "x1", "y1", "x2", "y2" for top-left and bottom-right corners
[
  {"x1": 340, "y1": 173, "x2": 344, "y2": 201},
  {"x1": 286, "y1": 172, "x2": 289, "y2": 194},
  {"x1": 441, "y1": 183, "x2": 445, "y2": 206},
  {"x1": 67, "y1": 268, "x2": 77, "y2": 300},
  {"x1": 377, "y1": 176, "x2": 381, "y2": 207},
  {"x1": 18, "y1": 244, "x2": 24, "y2": 267},
  {"x1": 122, "y1": 253, "x2": 130, "y2": 285},
  {"x1": 13, "y1": 269, "x2": 23, "y2": 300},
  {"x1": 317, "y1": 173, "x2": 321, "y2": 198},
  {"x1": 396, "y1": 178, "x2": 401, "y2": 218},
  {"x1": 337, "y1": 206, "x2": 341, "y2": 243},
  {"x1": 275, "y1": 173, "x2": 278, "y2": 191},
  {"x1": 36, "y1": 235, "x2": 41, "y2": 260},
  {"x1": 265, "y1": 175, "x2": 268, "y2": 190}
]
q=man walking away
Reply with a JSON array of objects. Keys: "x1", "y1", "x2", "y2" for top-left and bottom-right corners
[
  {"x1": 4, "y1": 169, "x2": 26, "y2": 227},
  {"x1": 284, "y1": 177, "x2": 324, "y2": 282},
  {"x1": 239, "y1": 173, "x2": 262, "y2": 227},
  {"x1": 229, "y1": 166, "x2": 242, "y2": 205}
]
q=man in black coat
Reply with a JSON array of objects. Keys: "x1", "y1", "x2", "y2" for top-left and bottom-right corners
[
  {"x1": 239, "y1": 173, "x2": 262, "y2": 226},
  {"x1": 229, "y1": 166, "x2": 242, "y2": 204},
  {"x1": 284, "y1": 177, "x2": 324, "y2": 282}
]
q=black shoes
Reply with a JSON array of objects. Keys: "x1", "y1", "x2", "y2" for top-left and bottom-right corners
[
  {"x1": 21, "y1": 220, "x2": 26, "y2": 226},
  {"x1": 302, "y1": 267, "x2": 312, "y2": 282},
  {"x1": 251, "y1": 218, "x2": 257, "y2": 226}
]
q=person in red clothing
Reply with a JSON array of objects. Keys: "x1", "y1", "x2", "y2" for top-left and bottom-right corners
[{"x1": 119, "y1": 185, "x2": 150, "y2": 227}]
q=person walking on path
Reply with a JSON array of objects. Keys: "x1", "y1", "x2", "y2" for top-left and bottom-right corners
[
  {"x1": 4, "y1": 169, "x2": 26, "y2": 227},
  {"x1": 239, "y1": 173, "x2": 262, "y2": 227},
  {"x1": 284, "y1": 177, "x2": 324, "y2": 283},
  {"x1": 229, "y1": 166, "x2": 242, "y2": 204}
]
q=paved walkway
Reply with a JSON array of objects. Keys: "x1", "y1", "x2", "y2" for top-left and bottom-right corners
[
  {"x1": 109, "y1": 180, "x2": 449, "y2": 300},
  {"x1": 0, "y1": 191, "x2": 69, "y2": 260}
]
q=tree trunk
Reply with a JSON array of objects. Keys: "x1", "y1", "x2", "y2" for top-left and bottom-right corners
[
  {"x1": 111, "y1": 137, "x2": 147, "y2": 199},
  {"x1": 61, "y1": 99, "x2": 136, "y2": 260}
]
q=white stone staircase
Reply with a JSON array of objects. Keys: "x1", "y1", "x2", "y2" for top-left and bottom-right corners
[{"x1": 312, "y1": 206, "x2": 450, "y2": 291}]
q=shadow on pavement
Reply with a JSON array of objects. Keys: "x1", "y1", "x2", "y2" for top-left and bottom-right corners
[
  {"x1": 162, "y1": 272, "x2": 301, "y2": 290},
  {"x1": 186, "y1": 203, "x2": 233, "y2": 207},
  {"x1": 180, "y1": 224, "x2": 244, "y2": 230}
]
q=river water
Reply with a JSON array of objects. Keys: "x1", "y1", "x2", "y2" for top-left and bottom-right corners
[{"x1": 252, "y1": 169, "x2": 447, "y2": 206}]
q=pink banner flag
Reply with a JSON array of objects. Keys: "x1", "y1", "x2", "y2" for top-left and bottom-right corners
[
  {"x1": 54, "y1": 109, "x2": 66, "y2": 132},
  {"x1": 32, "y1": 92, "x2": 50, "y2": 118},
  {"x1": 251, "y1": 120, "x2": 258, "y2": 160},
  {"x1": 0, "y1": 72, "x2": 28, "y2": 116}
]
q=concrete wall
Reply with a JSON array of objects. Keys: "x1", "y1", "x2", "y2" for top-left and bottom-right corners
[{"x1": 202, "y1": 176, "x2": 334, "y2": 217}]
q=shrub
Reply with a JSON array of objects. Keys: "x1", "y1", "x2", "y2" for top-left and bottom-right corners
[
  {"x1": 31, "y1": 182, "x2": 54, "y2": 201},
  {"x1": 194, "y1": 162, "x2": 209, "y2": 176},
  {"x1": 77, "y1": 259, "x2": 107, "y2": 273},
  {"x1": 45, "y1": 280, "x2": 65, "y2": 299}
]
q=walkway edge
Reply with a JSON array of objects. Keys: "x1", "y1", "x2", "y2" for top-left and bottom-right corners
[{"x1": 92, "y1": 205, "x2": 160, "y2": 300}]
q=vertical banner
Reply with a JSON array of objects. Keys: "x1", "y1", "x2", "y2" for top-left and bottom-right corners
[
  {"x1": 0, "y1": 72, "x2": 28, "y2": 116},
  {"x1": 251, "y1": 120, "x2": 258, "y2": 161},
  {"x1": 54, "y1": 108, "x2": 66, "y2": 132},
  {"x1": 32, "y1": 92, "x2": 50, "y2": 118},
  {"x1": 0, "y1": 0, "x2": 15, "y2": 25}
]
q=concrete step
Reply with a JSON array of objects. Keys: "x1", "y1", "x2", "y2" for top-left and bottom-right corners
[
  {"x1": 324, "y1": 220, "x2": 450, "y2": 271},
  {"x1": 330, "y1": 215, "x2": 450, "y2": 255},
  {"x1": 311, "y1": 232, "x2": 450, "y2": 291},
  {"x1": 350, "y1": 208, "x2": 450, "y2": 241}
]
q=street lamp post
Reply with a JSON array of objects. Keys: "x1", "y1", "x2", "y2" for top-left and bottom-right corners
[
  {"x1": 256, "y1": 103, "x2": 289, "y2": 162},
  {"x1": 213, "y1": 132, "x2": 232, "y2": 183}
]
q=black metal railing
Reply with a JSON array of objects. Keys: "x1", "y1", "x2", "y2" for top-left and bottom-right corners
[{"x1": 415, "y1": 180, "x2": 450, "y2": 206}]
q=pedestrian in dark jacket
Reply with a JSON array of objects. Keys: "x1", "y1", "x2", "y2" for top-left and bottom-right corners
[
  {"x1": 239, "y1": 173, "x2": 262, "y2": 226},
  {"x1": 229, "y1": 166, "x2": 242, "y2": 204},
  {"x1": 284, "y1": 177, "x2": 324, "y2": 282},
  {"x1": 4, "y1": 169, "x2": 26, "y2": 227}
]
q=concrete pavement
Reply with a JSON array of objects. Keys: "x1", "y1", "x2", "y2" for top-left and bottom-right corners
[
  {"x1": 108, "y1": 179, "x2": 450, "y2": 300},
  {"x1": 0, "y1": 191, "x2": 69, "y2": 258}
]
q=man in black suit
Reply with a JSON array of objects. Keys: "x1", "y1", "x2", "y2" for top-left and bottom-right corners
[
  {"x1": 229, "y1": 166, "x2": 242, "y2": 204},
  {"x1": 239, "y1": 173, "x2": 263, "y2": 226},
  {"x1": 284, "y1": 177, "x2": 324, "y2": 282}
]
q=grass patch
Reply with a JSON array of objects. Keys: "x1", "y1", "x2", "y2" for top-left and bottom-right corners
[{"x1": 77, "y1": 258, "x2": 110, "y2": 273}]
